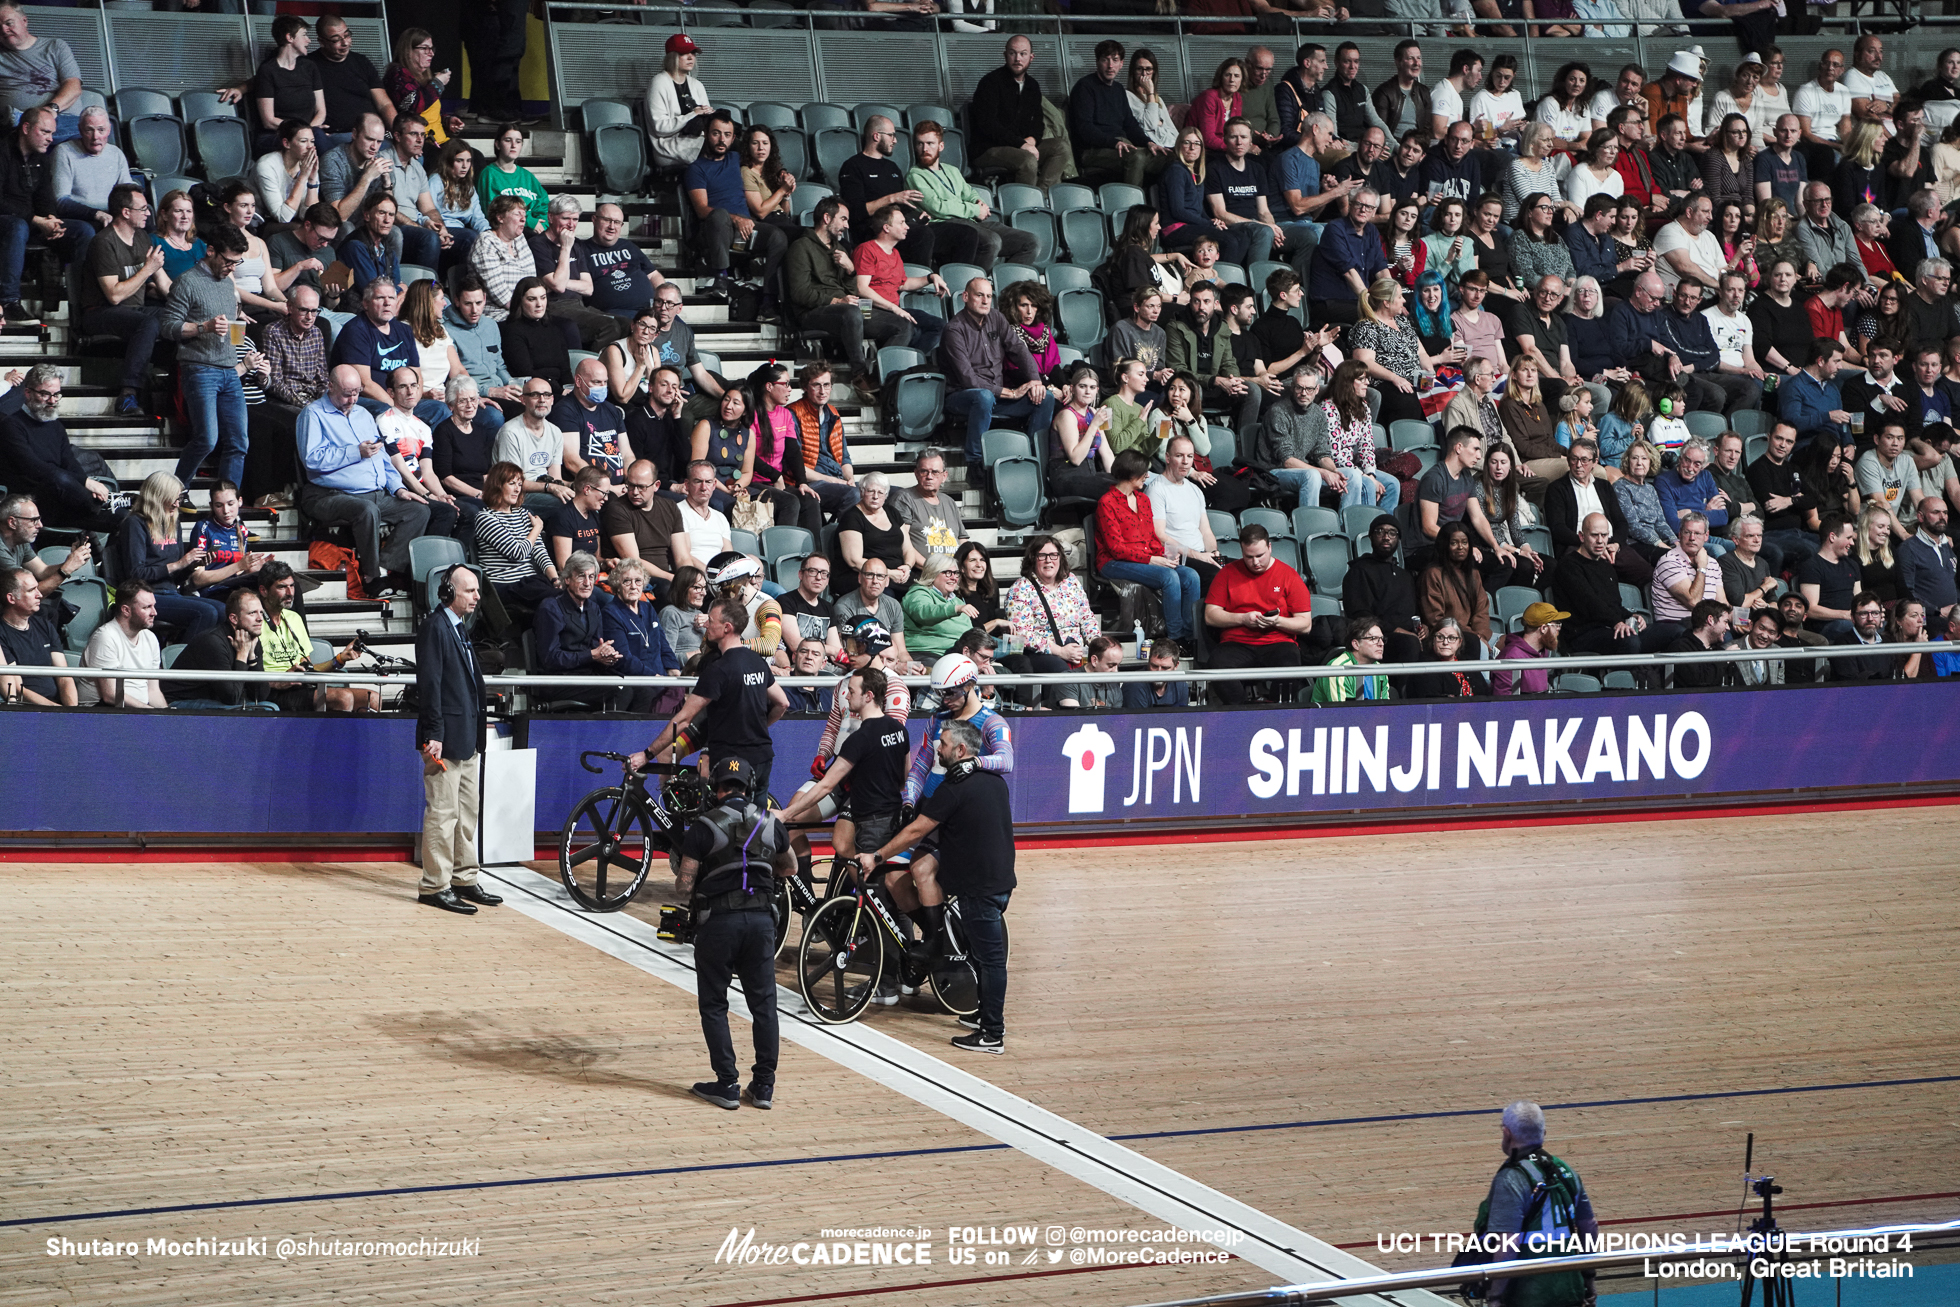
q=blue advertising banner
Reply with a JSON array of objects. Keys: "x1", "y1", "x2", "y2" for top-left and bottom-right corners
[
  {"x1": 524, "y1": 685, "x2": 1960, "y2": 835},
  {"x1": 5, "y1": 686, "x2": 1956, "y2": 843},
  {"x1": 0, "y1": 712, "x2": 422, "y2": 835}
]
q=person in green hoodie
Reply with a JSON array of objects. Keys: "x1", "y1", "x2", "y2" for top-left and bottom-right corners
[
  {"x1": 902, "y1": 552, "x2": 977, "y2": 659},
  {"x1": 907, "y1": 121, "x2": 1040, "y2": 272},
  {"x1": 1311, "y1": 613, "x2": 1392, "y2": 704}
]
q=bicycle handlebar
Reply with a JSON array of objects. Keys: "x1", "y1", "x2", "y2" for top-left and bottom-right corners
[{"x1": 578, "y1": 750, "x2": 699, "y2": 777}]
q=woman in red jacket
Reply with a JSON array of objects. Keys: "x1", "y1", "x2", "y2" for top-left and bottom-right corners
[
  {"x1": 1096, "y1": 448, "x2": 1202, "y2": 646},
  {"x1": 1189, "y1": 58, "x2": 1247, "y2": 153}
]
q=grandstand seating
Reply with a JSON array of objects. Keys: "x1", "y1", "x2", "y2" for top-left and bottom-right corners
[{"x1": 1, "y1": 7, "x2": 1927, "y2": 701}]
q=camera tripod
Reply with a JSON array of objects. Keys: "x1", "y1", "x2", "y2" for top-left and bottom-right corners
[{"x1": 1738, "y1": 1134, "x2": 1793, "y2": 1307}]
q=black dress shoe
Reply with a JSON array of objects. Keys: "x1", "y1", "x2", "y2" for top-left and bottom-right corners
[
  {"x1": 452, "y1": 883, "x2": 503, "y2": 906},
  {"x1": 417, "y1": 889, "x2": 478, "y2": 914}
]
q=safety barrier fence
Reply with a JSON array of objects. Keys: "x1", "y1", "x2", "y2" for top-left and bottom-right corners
[
  {"x1": 4, "y1": 647, "x2": 1956, "y2": 846},
  {"x1": 1124, "y1": 1217, "x2": 1960, "y2": 1306},
  {"x1": 47, "y1": 634, "x2": 1960, "y2": 688},
  {"x1": 19, "y1": 4, "x2": 392, "y2": 98},
  {"x1": 541, "y1": 0, "x2": 1928, "y2": 125}
]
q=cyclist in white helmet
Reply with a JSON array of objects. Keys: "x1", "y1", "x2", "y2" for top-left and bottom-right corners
[
  {"x1": 705, "y1": 550, "x2": 783, "y2": 661},
  {"x1": 888, "y1": 651, "x2": 1013, "y2": 988}
]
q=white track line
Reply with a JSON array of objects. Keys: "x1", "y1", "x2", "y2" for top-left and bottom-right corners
[{"x1": 483, "y1": 865, "x2": 1447, "y2": 1304}]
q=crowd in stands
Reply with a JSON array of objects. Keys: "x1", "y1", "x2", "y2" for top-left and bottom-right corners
[{"x1": 1, "y1": 4, "x2": 1956, "y2": 710}]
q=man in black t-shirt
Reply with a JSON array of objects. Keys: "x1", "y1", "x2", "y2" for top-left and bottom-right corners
[
  {"x1": 306, "y1": 17, "x2": 387, "y2": 139},
  {"x1": 545, "y1": 467, "x2": 608, "y2": 570},
  {"x1": 0, "y1": 566, "x2": 73, "y2": 705},
  {"x1": 781, "y1": 664, "x2": 911, "y2": 865},
  {"x1": 858, "y1": 718, "x2": 1016, "y2": 1056},
  {"x1": 1796, "y1": 513, "x2": 1861, "y2": 638},
  {"x1": 775, "y1": 553, "x2": 841, "y2": 661},
  {"x1": 634, "y1": 595, "x2": 790, "y2": 799},
  {"x1": 1744, "y1": 422, "x2": 1821, "y2": 571}
]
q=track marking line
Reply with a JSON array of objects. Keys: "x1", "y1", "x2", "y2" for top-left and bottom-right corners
[{"x1": 482, "y1": 864, "x2": 1449, "y2": 1303}]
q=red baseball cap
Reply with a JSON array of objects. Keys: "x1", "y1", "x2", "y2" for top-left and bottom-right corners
[{"x1": 665, "y1": 33, "x2": 700, "y2": 55}]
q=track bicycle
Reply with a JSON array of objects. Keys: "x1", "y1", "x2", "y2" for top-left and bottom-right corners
[
  {"x1": 796, "y1": 860, "x2": 1009, "y2": 1025},
  {"x1": 558, "y1": 753, "x2": 827, "y2": 951}
]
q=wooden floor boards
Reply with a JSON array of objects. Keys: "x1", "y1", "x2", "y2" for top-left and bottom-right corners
[{"x1": 3, "y1": 807, "x2": 1955, "y2": 1304}]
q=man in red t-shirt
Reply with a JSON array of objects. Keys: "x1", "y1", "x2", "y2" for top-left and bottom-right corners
[
  {"x1": 1804, "y1": 263, "x2": 1863, "y2": 365},
  {"x1": 1203, "y1": 522, "x2": 1313, "y2": 705},
  {"x1": 853, "y1": 205, "x2": 948, "y2": 360}
]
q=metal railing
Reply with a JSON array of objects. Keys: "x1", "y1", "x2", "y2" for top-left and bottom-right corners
[
  {"x1": 1125, "y1": 1217, "x2": 1960, "y2": 1307},
  {"x1": 41, "y1": 635, "x2": 1960, "y2": 692},
  {"x1": 541, "y1": 0, "x2": 1925, "y2": 114}
]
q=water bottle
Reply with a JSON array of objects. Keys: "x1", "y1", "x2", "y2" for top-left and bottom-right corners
[{"x1": 1133, "y1": 620, "x2": 1146, "y2": 660}]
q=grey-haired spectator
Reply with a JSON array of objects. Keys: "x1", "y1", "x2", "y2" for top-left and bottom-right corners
[{"x1": 526, "y1": 194, "x2": 625, "y2": 351}]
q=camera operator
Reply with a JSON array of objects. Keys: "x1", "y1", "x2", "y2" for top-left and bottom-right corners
[
  {"x1": 256, "y1": 560, "x2": 379, "y2": 713},
  {"x1": 858, "y1": 718, "x2": 1016, "y2": 1057},
  {"x1": 1472, "y1": 1100, "x2": 1600, "y2": 1307},
  {"x1": 672, "y1": 757, "x2": 795, "y2": 1112}
]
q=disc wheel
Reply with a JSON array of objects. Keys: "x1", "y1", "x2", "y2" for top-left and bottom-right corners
[
  {"x1": 929, "y1": 916, "x2": 1010, "y2": 1017},
  {"x1": 557, "y1": 787, "x2": 656, "y2": 912},
  {"x1": 798, "y1": 896, "x2": 885, "y2": 1025}
]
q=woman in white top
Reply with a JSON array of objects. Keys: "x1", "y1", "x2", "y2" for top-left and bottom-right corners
[
  {"x1": 1503, "y1": 122, "x2": 1575, "y2": 222},
  {"x1": 1126, "y1": 49, "x2": 1178, "y2": 149},
  {"x1": 644, "y1": 35, "x2": 712, "y2": 171},
  {"x1": 1534, "y1": 62, "x2": 1594, "y2": 154},
  {"x1": 252, "y1": 120, "x2": 319, "y2": 225},
  {"x1": 1708, "y1": 54, "x2": 1772, "y2": 149},
  {"x1": 401, "y1": 279, "x2": 464, "y2": 423},
  {"x1": 1565, "y1": 129, "x2": 1625, "y2": 209},
  {"x1": 1469, "y1": 55, "x2": 1528, "y2": 146},
  {"x1": 216, "y1": 185, "x2": 289, "y2": 315},
  {"x1": 945, "y1": 0, "x2": 996, "y2": 32},
  {"x1": 1752, "y1": 49, "x2": 1792, "y2": 147}
]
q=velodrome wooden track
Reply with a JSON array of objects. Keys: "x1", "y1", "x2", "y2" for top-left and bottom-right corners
[{"x1": 4, "y1": 808, "x2": 1958, "y2": 1306}]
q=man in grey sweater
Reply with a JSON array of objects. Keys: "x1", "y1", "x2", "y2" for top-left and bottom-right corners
[
  {"x1": 1251, "y1": 368, "x2": 1340, "y2": 506},
  {"x1": 443, "y1": 272, "x2": 520, "y2": 426},
  {"x1": 48, "y1": 106, "x2": 129, "y2": 240},
  {"x1": 162, "y1": 224, "x2": 254, "y2": 490}
]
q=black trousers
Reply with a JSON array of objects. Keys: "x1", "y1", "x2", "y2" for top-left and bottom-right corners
[
  {"x1": 82, "y1": 303, "x2": 164, "y2": 393},
  {"x1": 245, "y1": 401, "x2": 300, "y2": 504},
  {"x1": 461, "y1": 0, "x2": 529, "y2": 116},
  {"x1": 798, "y1": 302, "x2": 913, "y2": 367},
  {"x1": 1002, "y1": 649, "x2": 1073, "y2": 708},
  {"x1": 1210, "y1": 638, "x2": 1300, "y2": 704},
  {"x1": 693, "y1": 906, "x2": 779, "y2": 1087}
]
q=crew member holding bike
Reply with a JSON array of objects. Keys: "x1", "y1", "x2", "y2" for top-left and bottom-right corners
[
  {"x1": 891, "y1": 653, "x2": 1012, "y2": 983},
  {"x1": 674, "y1": 757, "x2": 797, "y2": 1110},
  {"x1": 860, "y1": 720, "x2": 1016, "y2": 1056},
  {"x1": 780, "y1": 663, "x2": 912, "y2": 905},
  {"x1": 632, "y1": 595, "x2": 790, "y2": 800}
]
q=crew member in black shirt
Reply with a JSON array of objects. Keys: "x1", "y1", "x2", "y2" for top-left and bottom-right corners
[
  {"x1": 672, "y1": 757, "x2": 795, "y2": 1111},
  {"x1": 860, "y1": 717, "x2": 1017, "y2": 1056},
  {"x1": 780, "y1": 663, "x2": 912, "y2": 868},
  {"x1": 634, "y1": 594, "x2": 790, "y2": 799}
]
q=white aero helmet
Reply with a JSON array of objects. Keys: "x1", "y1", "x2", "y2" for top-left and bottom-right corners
[
  {"x1": 705, "y1": 550, "x2": 764, "y2": 597},
  {"x1": 929, "y1": 652, "x2": 979, "y2": 717}
]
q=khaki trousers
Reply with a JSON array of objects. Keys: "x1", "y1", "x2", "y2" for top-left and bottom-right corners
[{"x1": 419, "y1": 753, "x2": 482, "y2": 894}]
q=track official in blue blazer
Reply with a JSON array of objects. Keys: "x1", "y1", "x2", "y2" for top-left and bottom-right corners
[{"x1": 415, "y1": 563, "x2": 502, "y2": 914}]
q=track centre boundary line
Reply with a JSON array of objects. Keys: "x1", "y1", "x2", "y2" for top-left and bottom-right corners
[{"x1": 471, "y1": 864, "x2": 1443, "y2": 1302}]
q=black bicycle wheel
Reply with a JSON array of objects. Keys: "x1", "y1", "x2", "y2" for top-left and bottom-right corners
[
  {"x1": 798, "y1": 896, "x2": 885, "y2": 1025},
  {"x1": 929, "y1": 913, "x2": 1010, "y2": 1018},
  {"x1": 558, "y1": 786, "x2": 657, "y2": 912},
  {"x1": 771, "y1": 880, "x2": 792, "y2": 959}
]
